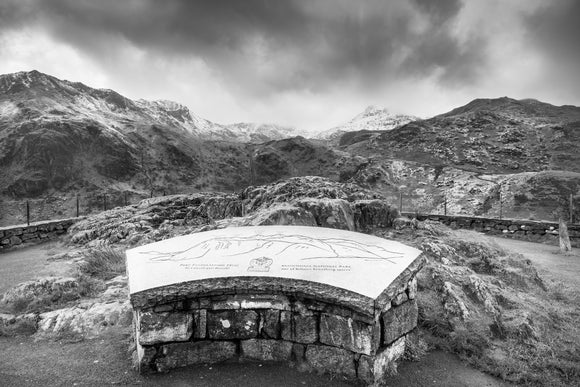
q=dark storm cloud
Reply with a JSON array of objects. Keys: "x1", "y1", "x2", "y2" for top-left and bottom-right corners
[
  {"x1": 524, "y1": 0, "x2": 580, "y2": 90},
  {"x1": 0, "y1": 0, "x2": 486, "y2": 95}
]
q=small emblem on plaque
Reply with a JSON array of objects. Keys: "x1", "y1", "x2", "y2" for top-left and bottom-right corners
[{"x1": 247, "y1": 256, "x2": 273, "y2": 272}]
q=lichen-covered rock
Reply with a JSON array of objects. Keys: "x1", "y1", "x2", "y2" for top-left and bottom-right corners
[
  {"x1": 319, "y1": 314, "x2": 374, "y2": 355},
  {"x1": 207, "y1": 310, "x2": 258, "y2": 339},
  {"x1": 155, "y1": 341, "x2": 237, "y2": 371},
  {"x1": 36, "y1": 300, "x2": 132, "y2": 339},
  {"x1": 295, "y1": 198, "x2": 355, "y2": 230},
  {"x1": 1, "y1": 277, "x2": 79, "y2": 307},
  {"x1": 138, "y1": 311, "x2": 193, "y2": 345},
  {"x1": 358, "y1": 336, "x2": 406, "y2": 384},
  {"x1": 304, "y1": 345, "x2": 356, "y2": 379},
  {"x1": 260, "y1": 310, "x2": 281, "y2": 339},
  {"x1": 240, "y1": 339, "x2": 293, "y2": 362},
  {"x1": 280, "y1": 311, "x2": 318, "y2": 344},
  {"x1": 382, "y1": 300, "x2": 418, "y2": 346}
]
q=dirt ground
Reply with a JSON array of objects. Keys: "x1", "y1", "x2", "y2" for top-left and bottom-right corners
[
  {"x1": 490, "y1": 236, "x2": 580, "y2": 290},
  {"x1": 2, "y1": 237, "x2": 564, "y2": 386}
]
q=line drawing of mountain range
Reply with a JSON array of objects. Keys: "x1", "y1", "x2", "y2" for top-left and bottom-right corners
[{"x1": 138, "y1": 233, "x2": 407, "y2": 263}]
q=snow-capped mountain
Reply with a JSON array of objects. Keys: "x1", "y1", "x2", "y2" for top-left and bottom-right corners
[
  {"x1": 313, "y1": 105, "x2": 420, "y2": 141},
  {"x1": 0, "y1": 70, "x2": 302, "y2": 143}
]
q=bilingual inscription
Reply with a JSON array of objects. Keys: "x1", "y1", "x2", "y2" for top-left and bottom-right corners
[{"x1": 126, "y1": 226, "x2": 421, "y2": 299}]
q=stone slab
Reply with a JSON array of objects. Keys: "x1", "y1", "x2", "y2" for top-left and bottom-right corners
[{"x1": 126, "y1": 226, "x2": 422, "y2": 300}]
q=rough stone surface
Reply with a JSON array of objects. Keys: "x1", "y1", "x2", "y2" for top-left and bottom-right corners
[
  {"x1": 358, "y1": 336, "x2": 407, "y2": 384},
  {"x1": 156, "y1": 341, "x2": 237, "y2": 371},
  {"x1": 304, "y1": 345, "x2": 356, "y2": 379},
  {"x1": 392, "y1": 291, "x2": 409, "y2": 306},
  {"x1": 0, "y1": 218, "x2": 78, "y2": 251},
  {"x1": 280, "y1": 311, "x2": 318, "y2": 344},
  {"x1": 260, "y1": 309, "x2": 280, "y2": 339},
  {"x1": 240, "y1": 339, "x2": 293, "y2": 362},
  {"x1": 207, "y1": 310, "x2": 258, "y2": 339},
  {"x1": 192, "y1": 309, "x2": 207, "y2": 339},
  {"x1": 36, "y1": 300, "x2": 132, "y2": 339},
  {"x1": 382, "y1": 300, "x2": 418, "y2": 346},
  {"x1": 407, "y1": 277, "x2": 417, "y2": 300},
  {"x1": 319, "y1": 314, "x2": 374, "y2": 355},
  {"x1": 138, "y1": 311, "x2": 193, "y2": 345}
]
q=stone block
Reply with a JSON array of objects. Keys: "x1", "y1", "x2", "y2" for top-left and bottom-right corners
[
  {"x1": 13, "y1": 228, "x2": 23, "y2": 236},
  {"x1": 407, "y1": 277, "x2": 417, "y2": 300},
  {"x1": 392, "y1": 291, "x2": 409, "y2": 306},
  {"x1": 138, "y1": 311, "x2": 193, "y2": 345},
  {"x1": 304, "y1": 345, "x2": 356, "y2": 379},
  {"x1": 1, "y1": 238, "x2": 10, "y2": 245},
  {"x1": 207, "y1": 310, "x2": 258, "y2": 339},
  {"x1": 156, "y1": 341, "x2": 237, "y2": 372},
  {"x1": 193, "y1": 309, "x2": 207, "y2": 339},
  {"x1": 211, "y1": 294, "x2": 290, "y2": 310},
  {"x1": 134, "y1": 345, "x2": 157, "y2": 373},
  {"x1": 21, "y1": 233, "x2": 37, "y2": 241},
  {"x1": 292, "y1": 343, "x2": 306, "y2": 361},
  {"x1": 382, "y1": 300, "x2": 418, "y2": 346},
  {"x1": 319, "y1": 314, "x2": 373, "y2": 355},
  {"x1": 281, "y1": 311, "x2": 318, "y2": 344},
  {"x1": 358, "y1": 336, "x2": 406, "y2": 384},
  {"x1": 9, "y1": 236, "x2": 22, "y2": 245},
  {"x1": 240, "y1": 339, "x2": 293, "y2": 362},
  {"x1": 259, "y1": 310, "x2": 280, "y2": 339}
]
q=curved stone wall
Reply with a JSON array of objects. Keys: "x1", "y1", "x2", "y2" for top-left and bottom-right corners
[{"x1": 133, "y1": 275, "x2": 420, "y2": 384}]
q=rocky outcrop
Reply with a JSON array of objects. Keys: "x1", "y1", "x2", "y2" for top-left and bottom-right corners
[{"x1": 67, "y1": 177, "x2": 398, "y2": 247}]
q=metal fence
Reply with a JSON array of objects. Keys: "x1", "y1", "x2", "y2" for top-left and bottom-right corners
[{"x1": 0, "y1": 186, "x2": 577, "y2": 228}]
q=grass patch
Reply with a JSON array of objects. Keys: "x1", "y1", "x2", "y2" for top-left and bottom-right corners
[{"x1": 78, "y1": 247, "x2": 126, "y2": 280}]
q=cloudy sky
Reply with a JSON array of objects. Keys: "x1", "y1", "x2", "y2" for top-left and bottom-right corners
[{"x1": 1, "y1": 0, "x2": 579, "y2": 131}]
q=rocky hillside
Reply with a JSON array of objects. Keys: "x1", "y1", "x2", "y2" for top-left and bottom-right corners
[
  {"x1": 1, "y1": 70, "x2": 579, "y2": 224},
  {"x1": 0, "y1": 71, "x2": 340, "y2": 201},
  {"x1": 343, "y1": 97, "x2": 580, "y2": 174}
]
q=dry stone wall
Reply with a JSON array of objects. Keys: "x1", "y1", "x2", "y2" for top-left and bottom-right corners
[
  {"x1": 0, "y1": 218, "x2": 79, "y2": 251},
  {"x1": 133, "y1": 281, "x2": 419, "y2": 385},
  {"x1": 403, "y1": 213, "x2": 580, "y2": 247}
]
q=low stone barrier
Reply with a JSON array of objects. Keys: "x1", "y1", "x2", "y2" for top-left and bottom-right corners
[
  {"x1": 127, "y1": 226, "x2": 425, "y2": 385},
  {"x1": 0, "y1": 218, "x2": 79, "y2": 251},
  {"x1": 402, "y1": 213, "x2": 580, "y2": 247}
]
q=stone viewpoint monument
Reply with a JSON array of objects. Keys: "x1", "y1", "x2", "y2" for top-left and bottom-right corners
[{"x1": 127, "y1": 225, "x2": 425, "y2": 385}]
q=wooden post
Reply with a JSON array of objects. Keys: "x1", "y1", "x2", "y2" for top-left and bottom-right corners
[
  {"x1": 570, "y1": 193, "x2": 574, "y2": 224},
  {"x1": 399, "y1": 192, "x2": 403, "y2": 213},
  {"x1": 150, "y1": 190, "x2": 153, "y2": 198},
  {"x1": 444, "y1": 191, "x2": 447, "y2": 216},
  {"x1": 499, "y1": 185, "x2": 502, "y2": 220},
  {"x1": 103, "y1": 194, "x2": 107, "y2": 211},
  {"x1": 76, "y1": 194, "x2": 79, "y2": 217},
  {"x1": 26, "y1": 200, "x2": 30, "y2": 225}
]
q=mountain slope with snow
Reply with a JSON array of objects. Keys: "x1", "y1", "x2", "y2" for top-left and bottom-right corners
[{"x1": 313, "y1": 106, "x2": 420, "y2": 141}]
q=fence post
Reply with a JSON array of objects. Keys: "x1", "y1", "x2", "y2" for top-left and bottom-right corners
[
  {"x1": 76, "y1": 194, "x2": 79, "y2": 217},
  {"x1": 103, "y1": 194, "x2": 107, "y2": 211},
  {"x1": 399, "y1": 192, "x2": 403, "y2": 213},
  {"x1": 444, "y1": 191, "x2": 447, "y2": 216},
  {"x1": 570, "y1": 193, "x2": 574, "y2": 224},
  {"x1": 150, "y1": 190, "x2": 153, "y2": 198},
  {"x1": 26, "y1": 200, "x2": 30, "y2": 225},
  {"x1": 498, "y1": 184, "x2": 502, "y2": 220},
  {"x1": 124, "y1": 192, "x2": 128, "y2": 206}
]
